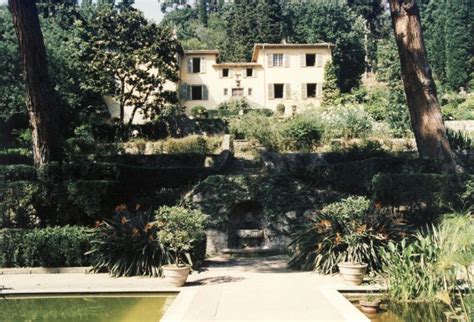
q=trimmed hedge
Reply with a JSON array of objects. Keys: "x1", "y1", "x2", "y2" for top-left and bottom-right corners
[
  {"x1": 0, "y1": 164, "x2": 36, "y2": 181},
  {"x1": 0, "y1": 227, "x2": 91, "y2": 268},
  {"x1": 372, "y1": 173, "x2": 466, "y2": 210},
  {"x1": 303, "y1": 157, "x2": 438, "y2": 194},
  {"x1": 0, "y1": 226, "x2": 207, "y2": 269}
]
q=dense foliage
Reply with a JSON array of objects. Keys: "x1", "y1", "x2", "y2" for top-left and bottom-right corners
[
  {"x1": 382, "y1": 214, "x2": 473, "y2": 320},
  {"x1": 87, "y1": 206, "x2": 165, "y2": 277},
  {"x1": 0, "y1": 226, "x2": 91, "y2": 268},
  {"x1": 155, "y1": 206, "x2": 205, "y2": 266},
  {"x1": 288, "y1": 197, "x2": 405, "y2": 274},
  {"x1": 80, "y1": 6, "x2": 180, "y2": 127}
]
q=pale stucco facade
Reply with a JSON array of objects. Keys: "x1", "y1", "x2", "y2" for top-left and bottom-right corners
[
  {"x1": 105, "y1": 43, "x2": 333, "y2": 123},
  {"x1": 178, "y1": 43, "x2": 333, "y2": 115}
]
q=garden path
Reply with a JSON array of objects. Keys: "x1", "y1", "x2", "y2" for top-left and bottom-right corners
[{"x1": 162, "y1": 255, "x2": 369, "y2": 322}]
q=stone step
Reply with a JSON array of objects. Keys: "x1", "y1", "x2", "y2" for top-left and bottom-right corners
[{"x1": 221, "y1": 247, "x2": 283, "y2": 257}]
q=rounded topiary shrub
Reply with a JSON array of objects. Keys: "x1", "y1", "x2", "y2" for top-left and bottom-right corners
[
  {"x1": 191, "y1": 105, "x2": 208, "y2": 119},
  {"x1": 276, "y1": 104, "x2": 286, "y2": 116}
]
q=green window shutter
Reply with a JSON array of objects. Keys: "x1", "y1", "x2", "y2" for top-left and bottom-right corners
[
  {"x1": 301, "y1": 83, "x2": 307, "y2": 99},
  {"x1": 179, "y1": 83, "x2": 188, "y2": 100},
  {"x1": 268, "y1": 83, "x2": 274, "y2": 99},
  {"x1": 301, "y1": 54, "x2": 306, "y2": 67},
  {"x1": 200, "y1": 57, "x2": 206, "y2": 74},
  {"x1": 317, "y1": 83, "x2": 323, "y2": 97},
  {"x1": 267, "y1": 54, "x2": 273, "y2": 67},
  {"x1": 285, "y1": 83, "x2": 291, "y2": 98},
  {"x1": 202, "y1": 85, "x2": 209, "y2": 100},
  {"x1": 284, "y1": 54, "x2": 290, "y2": 67},
  {"x1": 187, "y1": 59, "x2": 193, "y2": 73}
]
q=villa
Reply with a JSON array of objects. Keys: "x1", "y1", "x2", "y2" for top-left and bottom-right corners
[
  {"x1": 106, "y1": 43, "x2": 334, "y2": 123},
  {"x1": 178, "y1": 43, "x2": 334, "y2": 115}
]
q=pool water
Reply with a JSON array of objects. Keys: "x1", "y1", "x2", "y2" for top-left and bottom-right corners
[
  {"x1": 0, "y1": 294, "x2": 175, "y2": 322},
  {"x1": 355, "y1": 301, "x2": 447, "y2": 322}
]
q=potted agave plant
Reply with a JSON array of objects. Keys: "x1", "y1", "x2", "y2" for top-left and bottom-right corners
[{"x1": 155, "y1": 206, "x2": 204, "y2": 287}]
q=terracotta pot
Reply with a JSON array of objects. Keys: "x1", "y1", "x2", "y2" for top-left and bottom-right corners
[
  {"x1": 359, "y1": 299, "x2": 381, "y2": 314},
  {"x1": 337, "y1": 262, "x2": 368, "y2": 285},
  {"x1": 162, "y1": 264, "x2": 190, "y2": 287}
]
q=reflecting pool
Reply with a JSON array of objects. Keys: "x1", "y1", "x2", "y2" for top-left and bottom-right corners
[{"x1": 0, "y1": 294, "x2": 175, "y2": 322}]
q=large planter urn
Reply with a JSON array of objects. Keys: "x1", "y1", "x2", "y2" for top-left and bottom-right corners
[
  {"x1": 337, "y1": 262, "x2": 368, "y2": 285},
  {"x1": 162, "y1": 264, "x2": 190, "y2": 287},
  {"x1": 359, "y1": 298, "x2": 381, "y2": 314}
]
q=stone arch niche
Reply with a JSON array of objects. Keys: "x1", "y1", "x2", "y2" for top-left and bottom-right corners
[{"x1": 227, "y1": 200, "x2": 264, "y2": 249}]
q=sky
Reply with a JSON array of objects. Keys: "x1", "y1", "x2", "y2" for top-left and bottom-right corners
[{"x1": 0, "y1": 0, "x2": 165, "y2": 22}]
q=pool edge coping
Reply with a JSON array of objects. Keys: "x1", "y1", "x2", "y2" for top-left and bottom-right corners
[{"x1": 321, "y1": 287, "x2": 371, "y2": 322}]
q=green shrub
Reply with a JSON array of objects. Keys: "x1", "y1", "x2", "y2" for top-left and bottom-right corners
[
  {"x1": 281, "y1": 113, "x2": 323, "y2": 151},
  {"x1": 446, "y1": 128, "x2": 473, "y2": 151},
  {"x1": 442, "y1": 93, "x2": 474, "y2": 120},
  {"x1": 0, "y1": 148, "x2": 32, "y2": 165},
  {"x1": 165, "y1": 135, "x2": 208, "y2": 154},
  {"x1": 0, "y1": 226, "x2": 91, "y2": 268},
  {"x1": 276, "y1": 104, "x2": 286, "y2": 116},
  {"x1": 0, "y1": 181, "x2": 40, "y2": 228},
  {"x1": 382, "y1": 234, "x2": 442, "y2": 301},
  {"x1": 288, "y1": 197, "x2": 405, "y2": 274},
  {"x1": 87, "y1": 207, "x2": 165, "y2": 277},
  {"x1": 321, "y1": 104, "x2": 373, "y2": 140},
  {"x1": 371, "y1": 173, "x2": 465, "y2": 212},
  {"x1": 191, "y1": 105, "x2": 208, "y2": 119},
  {"x1": 0, "y1": 164, "x2": 36, "y2": 181},
  {"x1": 250, "y1": 108, "x2": 274, "y2": 117},
  {"x1": 382, "y1": 214, "x2": 473, "y2": 319},
  {"x1": 229, "y1": 112, "x2": 281, "y2": 150},
  {"x1": 217, "y1": 98, "x2": 251, "y2": 118},
  {"x1": 65, "y1": 180, "x2": 117, "y2": 220},
  {"x1": 155, "y1": 206, "x2": 205, "y2": 266},
  {"x1": 364, "y1": 88, "x2": 388, "y2": 121},
  {"x1": 64, "y1": 125, "x2": 97, "y2": 156}
]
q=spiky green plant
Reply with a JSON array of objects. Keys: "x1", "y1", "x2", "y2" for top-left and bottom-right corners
[
  {"x1": 87, "y1": 207, "x2": 165, "y2": 277},
  {"x1": 288, "y1": 197, "x2": 405, "y2": 274}
]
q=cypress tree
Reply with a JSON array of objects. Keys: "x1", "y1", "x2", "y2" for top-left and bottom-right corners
[
  {"x1": 423, "y1": 0, "x2": 447, "y2": 84},
  {"x1": 221, "y1": 0, "x2": 257, "y2": 61},
  {"x1": 444, "y1": 0, "x2": 473, "y2": 90},
  {"x1": 255, "y1": 0, "x2": 284, "y2": 44},
  {"x1": 198, "y1": 0, "x2": 208, "y2": 27}
]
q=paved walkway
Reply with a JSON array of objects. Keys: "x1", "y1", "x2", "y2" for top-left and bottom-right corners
[
  {"x1": 0, "y1": 256, "x2": 369, "y2": 322},
  {"x1": 163, "y1": 256, "x2": 369, "y2": 322}
]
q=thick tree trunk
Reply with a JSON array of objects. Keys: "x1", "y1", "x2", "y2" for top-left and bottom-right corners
[
  {"x1": 9, "y1": 0, "x2": 61, "y2": 167},
  {"x1": 388, "y1": 0, "x2": 456, "y2": 172}
]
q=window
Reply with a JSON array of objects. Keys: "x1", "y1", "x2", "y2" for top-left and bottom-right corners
[
  {"x1": 273, "y1": 54, "x2": 283, "y2": 67},
  {"x1": 222, "y1": 68, "x2": 229, "y2": 77},
  {"x1": 274, "y1": 84, "x2": 284, "y2": 99},
  {"x1": 191, "y1": 85, "x2": 203, "y2": 100},
  {"x1": 246, "y1": 68, "x2": 253, "y2": 77},
  {"x1": 232, "y1": 88, "x2": 244, "y2": 97},
  {"x1": 192, "y1": 57, "x2": 201, "y2": 73},
  {"x1": 306, "y1": 84, "x2": 317, "y2": 98},
  {"x1": 224, "y1": 88, "x2": 228, "y2": 95},
  {"x1": 248, "y1": 88, "x2": 252, "y2": 96},
  {"x1": 305, "y1": 54, "x2": 316, "y2": 67}
]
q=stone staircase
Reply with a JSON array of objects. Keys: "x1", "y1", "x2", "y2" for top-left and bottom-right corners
[
  {"x1": 225, "y1": 158, "x2": 263, "y2": 176},
  {"x1": 226, "y1": 139, "x2": 264, "y2": 176}
]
